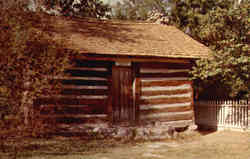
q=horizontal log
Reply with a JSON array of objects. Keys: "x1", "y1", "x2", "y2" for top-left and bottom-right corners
[
  {"x1": 142, "y1": 80, "x2": 191, "y2": 87},
  {"x1": 62, "y1": 85, "x2": 108, "y2": 90},
  {"x1": 68, "y1": 67, "x2": 108, "y2": 72},
  {"x1": 140, "y1": 111, "x2": 193, "y2": 121},
  {"x1": 61, "y1": 89, "x2": 108, "y2": 95},
  {"x1": 40, "y1": 114, "x2": 108, "y2": 119},
  {"x1": 141, "y1": 92, "x2": 192, "y2": 100},
  {"x1": 40, "y1": 114, "x2": 108, "y2": 124},
  {"x1": 40, "y1": 105, "x2": 107, "y2": 115},
  {"x1": 139, "y1": 62, "x2": 192, "y2": 69},
  {"x1": 64, "y1": 70, "x2": 111, "y2": 78},
  {"x1": 141, "y1": 77, "x2": 189, "y2": 81},
  {"x1": 73, "y1": 60, "x2": 113, "y2": 68},
  {"x1": 37, "y1": 98, "x2": 106, "y2": 105},
  {"x1": 140, "y1": 106, "x2": 192, "y2": 115},
  {"x1": 140, "y1": 72, "x2": 189, "y2": 78},
  {"x1": 142, "y1": 85, "x2": 191, "y2": 92},
  {"x1": 142, "y1": 89, "x2": 191, "y2": 96},
  {"x1": 38, "y1": 104, "x2": 97, "y2": 108},
  {"x1": 40, "y1": 95, "x2": 107, "y2": 99},
  {"x1": 140, "y1": 97, "x2": 192, "y2": 105},
  {"x1": 140, "y1": 68, "x2": 189, "y2": 74},
  {"x1": 61, "y1": 79, "x2": 108, "y2": 86},
  {"x1": 140, "y1": 102, "x2": 192, "y2": 110},
  {"x1": 53, "y1": 76, "x2": 107, "y2": 81}
]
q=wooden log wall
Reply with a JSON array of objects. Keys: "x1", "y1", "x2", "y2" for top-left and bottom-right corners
[
  {"x1": 37, "y1": 60, "x2": 113, "y2": 124},
  {"x1": 138, "y1": 62, "x2": 194, "y2": 126}
]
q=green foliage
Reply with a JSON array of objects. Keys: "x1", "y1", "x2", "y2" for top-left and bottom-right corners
[
  {"x1": 111, "y1": 0, "x2": 170, "y2": 20},
  {"x1": 190, "y1": 1, "x2": 250, "y2": 98},
  {"x1": 0, "y1": 6, "x2": 71, "y2": 125},
  {"x1": 171, "y1": 0, "x2": 234, "y2": 38},
  {"x1": 44, "y1": 0, "x2": 111, "y2": 18}
]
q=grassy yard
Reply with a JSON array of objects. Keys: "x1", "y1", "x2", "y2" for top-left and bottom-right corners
[
  {"x1": 1, "y1": 131, "x2": 250, "y2": 159},
  {"x1": 0, "y1": 137, "x2": 129, "y2": 159}
]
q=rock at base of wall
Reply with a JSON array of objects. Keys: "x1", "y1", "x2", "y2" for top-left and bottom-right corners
[{"x1": 58, "y1": 122, "x2": 196, "y2": 141}]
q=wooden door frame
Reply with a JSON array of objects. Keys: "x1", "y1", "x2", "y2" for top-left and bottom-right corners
[{"x1": 132, "y1": 63, "x2": 141, "y2": 123}]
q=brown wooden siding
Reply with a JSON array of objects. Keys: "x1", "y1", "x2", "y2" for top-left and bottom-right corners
[
  {"x1": 37, "y1": 60, "x2": 113, "y2": 124},
  {"x1": 142, "y1": 89, "x2": 191, "y2": 96},
  {"x1": 138, "y1": 62, "x2": 194, "y2": 124},
  {"x1": 36, "y1": 60, "x2": 194, "y2": 127}
]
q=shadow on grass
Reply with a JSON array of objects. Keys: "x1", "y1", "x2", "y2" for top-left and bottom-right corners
[{"x1": 0, "y1": 136, "x2": 120, "y2": 159}]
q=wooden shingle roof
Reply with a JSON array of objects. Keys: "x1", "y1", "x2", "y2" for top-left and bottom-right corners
[{"x1": 46, "y1": 16, "x2": 211, "y2": 59}]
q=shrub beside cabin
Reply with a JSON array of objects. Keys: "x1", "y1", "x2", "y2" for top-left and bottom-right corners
[{"x1": 37, "y1": 16, "x2": 211, "y2": 128}]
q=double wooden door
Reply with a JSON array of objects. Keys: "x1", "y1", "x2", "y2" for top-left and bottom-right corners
[{"x1": 112, "y1": 66, "x2": 136, "y2": 123}]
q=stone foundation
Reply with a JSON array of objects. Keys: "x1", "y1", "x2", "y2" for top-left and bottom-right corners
[{"x1": 58, "y1": 122, "x2": 196, "y2": 141}]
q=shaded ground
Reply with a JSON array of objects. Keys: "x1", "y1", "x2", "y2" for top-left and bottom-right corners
[{"x1": 1, "y1": 131, "x2": 250, "y2": 159}]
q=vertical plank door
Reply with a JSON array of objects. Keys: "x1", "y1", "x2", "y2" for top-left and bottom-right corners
[{"x1": 112, "y1": 66, "x2": 135, "y2": 123}]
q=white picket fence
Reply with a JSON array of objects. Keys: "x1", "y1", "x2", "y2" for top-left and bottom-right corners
[{"x1": 195, "y1": 100, "x2": 250, "y2": 131}]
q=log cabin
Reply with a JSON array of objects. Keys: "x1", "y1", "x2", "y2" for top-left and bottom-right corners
[{"x1": 37, "y1": 15, "x2": 211, "y2": 128}]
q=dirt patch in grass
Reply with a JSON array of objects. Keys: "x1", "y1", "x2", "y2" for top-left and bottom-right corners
[{"x1": 1, "y1": 131, "x2": 250, "y2": 159}]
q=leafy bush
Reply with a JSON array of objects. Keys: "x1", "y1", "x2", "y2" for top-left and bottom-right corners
[
  {"x1": 0, "y1": 5, "x2": 71, "y2": 132},
  {"x1": 191, "y1": 2, "x2": 250, "y2": 98},
  {"x1": 170, "y1": 0, "x2": 249, "y2": 99}
]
